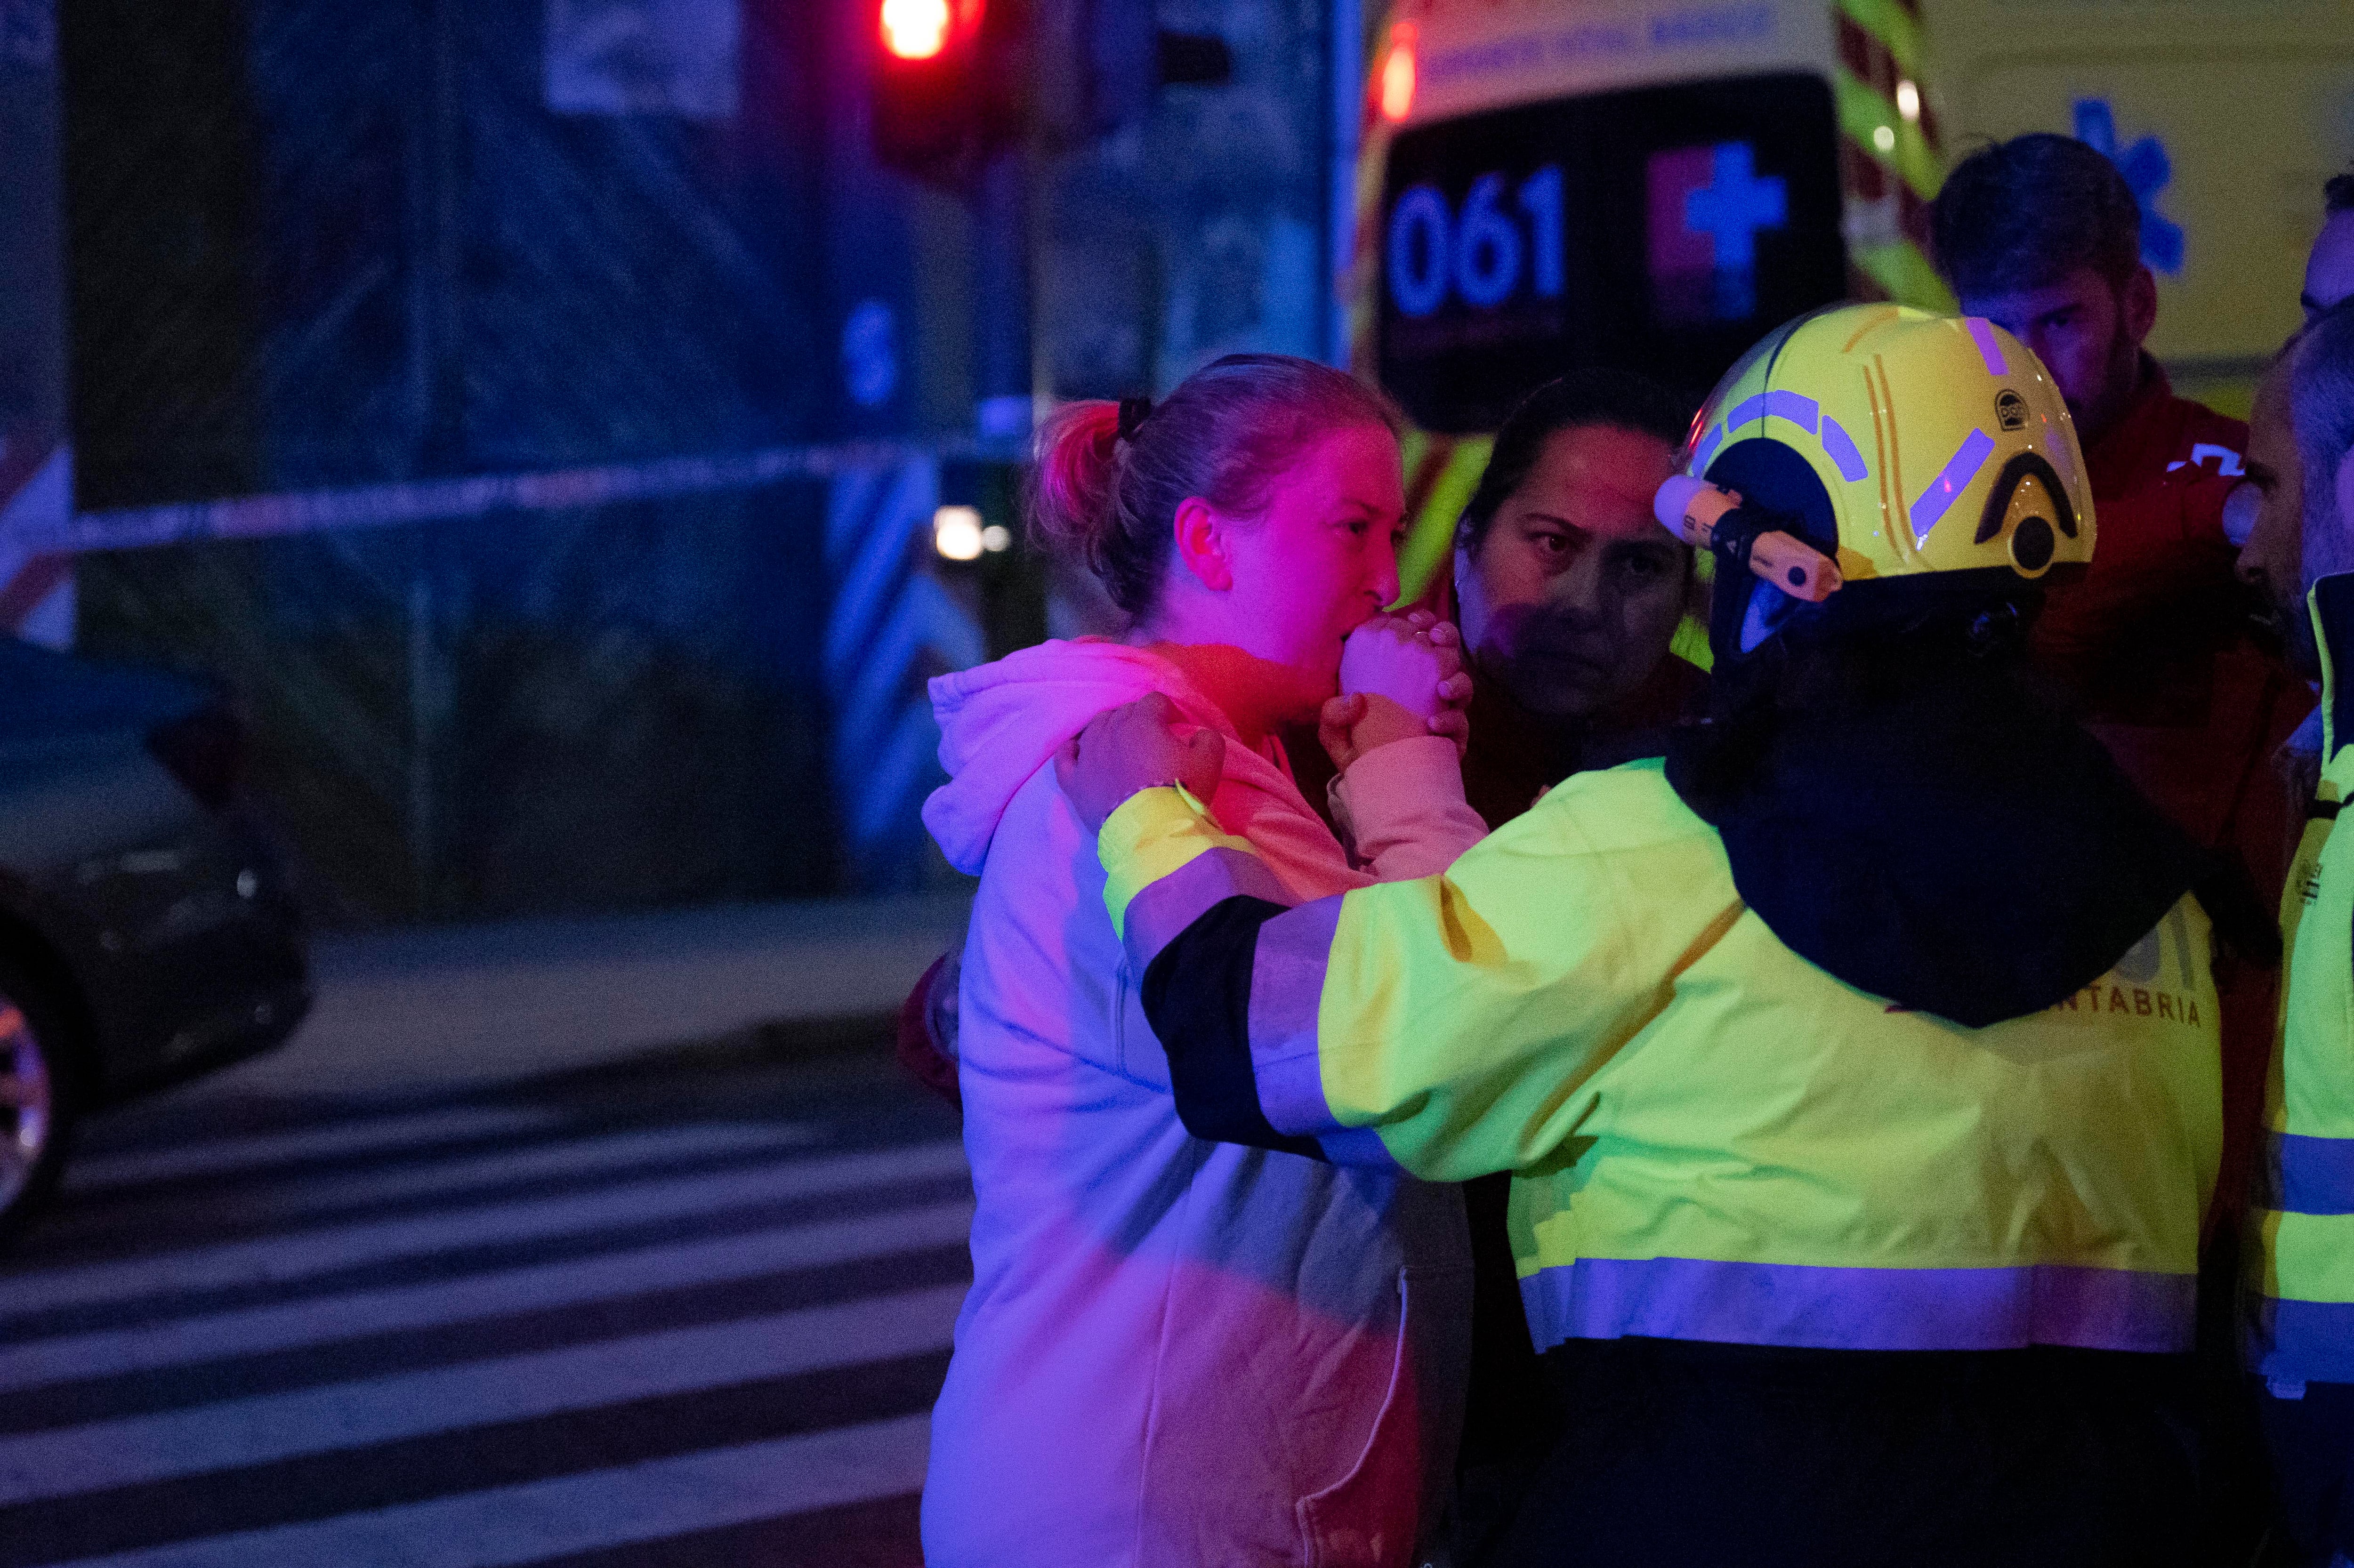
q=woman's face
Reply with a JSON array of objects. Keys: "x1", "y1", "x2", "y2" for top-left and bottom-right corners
[
  {"x1": 1217, "y1": 422, "x2": 1406, "y2": 688},
  {"x1": 1457, "y1": 423, "x2": 1688, "y2": 721}
]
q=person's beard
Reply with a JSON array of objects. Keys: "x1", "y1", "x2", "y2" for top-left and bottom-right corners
[
  {"x1": 2065, "y1": 315, "x2": 2145, "y2": 442},
  {"x1": 2279, "y1": 584, "x2": 2323, "y2": 681}
]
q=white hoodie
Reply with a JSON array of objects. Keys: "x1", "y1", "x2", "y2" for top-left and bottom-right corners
[{"x1": 920, "y1": 638, "x2": 1481, "y2": 1568}]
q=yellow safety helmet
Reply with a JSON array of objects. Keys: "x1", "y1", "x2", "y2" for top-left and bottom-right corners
[{"x1": 1686, "y1": 303, "x2": 2094, "y2": 655}]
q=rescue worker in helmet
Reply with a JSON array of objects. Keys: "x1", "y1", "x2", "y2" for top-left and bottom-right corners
[{"x1": 1055, "y1": 304, "x2": 2273, "y2": 1567}]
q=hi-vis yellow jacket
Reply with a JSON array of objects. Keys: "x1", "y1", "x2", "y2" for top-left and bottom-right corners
[
  {"x1": 1104, "y1": 761, "x2": 2222, "y2": 1355},
  {"x1": 2248, "y1": 575, "x2": 2354, "y2": 1383}
]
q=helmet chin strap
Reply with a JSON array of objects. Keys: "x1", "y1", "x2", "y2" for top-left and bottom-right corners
[
  {"x1": 1965, "y1": 600, "x2": 2028, "y2": 659},
  {"x1": 1739, "y1": 587, "x2": 1797, "y2": 653}
]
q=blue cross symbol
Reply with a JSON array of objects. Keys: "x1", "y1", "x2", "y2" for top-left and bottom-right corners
[
  {"x1": 2074, "y1": 99, "x2": 2184, "y2": 275},
  {"x1": 1685, "y1": 142, "x2": 1788, "y2": 319}
]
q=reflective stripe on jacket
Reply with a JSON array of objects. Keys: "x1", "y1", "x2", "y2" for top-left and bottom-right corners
[
  {"x1": 1104, "y1": 760, "x2": 2222, "y2": 1357},
  {"x1": 2248, "y1": 574, "x2": 2354, "y2": 1382}
]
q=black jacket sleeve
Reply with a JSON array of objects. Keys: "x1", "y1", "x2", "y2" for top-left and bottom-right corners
[{"x1": 1138, "y1": 895, "x2": 1325, "y2": 1159}]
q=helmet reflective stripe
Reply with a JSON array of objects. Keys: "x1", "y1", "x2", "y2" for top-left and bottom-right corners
[
  {"x1": 1693, "y1": 422, "x2": 1726, "y2": 472},
  {"x1": 1820, "y1": 417, "x2": 1870, "y2": 482},
  {"x1": 1910, "y1": 427, "x2": 1996, "y2": 546},
  {"x1": 1693, "y1": 394, "x2": 1872, "y2": 487},
  {"x1": 1965, "y1": 316, "x2": 2010, "y2": 377},
  {"x1": 1724, "y1": 390, "x2": 1819, "y2": 434}
]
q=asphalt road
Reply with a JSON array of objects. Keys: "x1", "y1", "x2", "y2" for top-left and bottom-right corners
[{"x1": 0, "y1": 1014, "x2": 968, "y2": 1568}]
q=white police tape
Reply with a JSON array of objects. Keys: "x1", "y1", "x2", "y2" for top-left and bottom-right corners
[
  {"x1": 5, "y1": 438, "x2": 1026, "y2": 558},
  {"x1": 1, "y1": 439, "x2": 73, "y2": 645}
]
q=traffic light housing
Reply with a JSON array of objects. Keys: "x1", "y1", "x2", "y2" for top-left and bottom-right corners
[
  {"x1": 869, "y1": 0, "x2": 1022, "y2": 185},
  {"x1": 866, "y1": 0, "x2": 1231, "y2": 185}
]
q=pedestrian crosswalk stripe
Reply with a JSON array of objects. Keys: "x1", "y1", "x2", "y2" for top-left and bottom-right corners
[
  {"x1": 2, "y1": 1169, "x2": 974, "y2": 1349},
  {"x1": 41, "y1": 1119, "x2": 825, "y2": 1249},
  {"x1": 0, "y1": 1285, "x2": 964, "y2": 1505},
  {"x1": 0, "y1": 1139, "x2": 968, "y2": 1320},
  {"x1": 64, "y1": 1106, "x2": 568, "y2": 1193},
  {"x1": 1, "y1": 1346, "x2": 952, "y2": 1564},
  {"x1": 0, "y1": 1198, "x2": 974, "y2": 1393},
  {"x1": 16, "y1": 1412, "x2": 931, "y2": 1568},
  {"x1": 0, "y1": 1242, "x2": 970, "y2": 1440}
]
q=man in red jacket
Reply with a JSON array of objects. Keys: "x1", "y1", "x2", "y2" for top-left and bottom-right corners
[
  {"x1": 1933, "y1": 137, "x2": 2309, "y2": 1204},
  {"x1": 1934, "y1": 131, "x2": 2310, "y2": 1559}
]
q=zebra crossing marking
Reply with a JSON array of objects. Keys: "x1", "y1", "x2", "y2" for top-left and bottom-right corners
[
  {"x1": 0, "y1": 1284, "x2": 964, "y2": 1504},
  {"x1": 0, "y1": 1138, "x2": 968, "y2": 1319},
  {"x1": 0, "y1": 1199, "x2": 975, "y2": 1393},
  {"x1": 13, "y1": 1412, "x2": 932, "y2": 1568},
  {"x1": 44, "y1": 1120, "x2": 825, "y2": 1246},
  {"x1": 64, "y1": 1106, "x2": 568, "y2": 1193}
]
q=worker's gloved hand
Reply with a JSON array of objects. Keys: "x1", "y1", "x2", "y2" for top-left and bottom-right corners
[{"x1": 1056, "y1": 692, "x2": 1227, "y2": 833}]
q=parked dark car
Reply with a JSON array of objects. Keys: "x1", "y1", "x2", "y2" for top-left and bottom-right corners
[{"x1": 1, "y1": 636, "x2": 310, "y2": 1244}]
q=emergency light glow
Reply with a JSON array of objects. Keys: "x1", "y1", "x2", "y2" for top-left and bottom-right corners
[
  {"x1": 1379, "y1": 25, "x2": 1416, "y2": 122},
  {"x1": 882, "y1": 0, "x2": 951, "y2": 60}
]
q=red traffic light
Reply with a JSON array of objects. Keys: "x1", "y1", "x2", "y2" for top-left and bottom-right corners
[
  {"x1": 870, "y1": 0, "x2": 1002, "y2": 184},
  {"x1": 880, "y1": 0, "x2": 986, "y2": 62},
  {"x1": 881, "y1": 0, "x2": 953, "y2": 60}
]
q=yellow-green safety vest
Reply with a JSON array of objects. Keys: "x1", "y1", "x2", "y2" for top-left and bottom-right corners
[
  {"x1": 2247, "y1": 573, "x2": 2354, "y2": 1384},
  {"x1": 1105, "y1": 761, "x2": 2222, "y2": 1354}
]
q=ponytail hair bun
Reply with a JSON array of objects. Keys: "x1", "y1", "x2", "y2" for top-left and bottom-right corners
[{"x1": 1028, "y1": 400, "x2": 1126, "y2": 582}]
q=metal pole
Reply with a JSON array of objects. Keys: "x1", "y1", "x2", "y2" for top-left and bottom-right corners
[
  {"x1": 403, "y1": 0, "x2": 459, "y2": 917},
  {"x1": 1329, "y1": 0, "x2": 1363, "y2": 370},
  {"x1": 408, "y1": 0, "x2": 462, "y2": 470},
  {"x1": 406, "y1": 547, "x2": 437, "y2": 918}
]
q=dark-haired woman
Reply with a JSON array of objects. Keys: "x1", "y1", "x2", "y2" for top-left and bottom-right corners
[
  {"x1": 1435, "y1": 370, "x2": 1708, "y2": 1557},
  {"x1": 1296, "y1": 373, "x2": 1708, "y2": 1556},
  {"x1": 1446, "y1": 370, "x2": 1706, "y2": 826},
  {"x1": 918, "y1": 355, "x2": 1486, "y2": 1568}
]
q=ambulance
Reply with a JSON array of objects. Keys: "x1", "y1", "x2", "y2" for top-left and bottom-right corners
[{"x1": 1354, "y1": 0, "x2": 2354, "y2": 607}]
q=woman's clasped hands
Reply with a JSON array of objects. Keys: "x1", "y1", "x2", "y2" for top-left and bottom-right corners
[{"x1": 1319, "y1": 609, "x2": 1474, "y2": 771}]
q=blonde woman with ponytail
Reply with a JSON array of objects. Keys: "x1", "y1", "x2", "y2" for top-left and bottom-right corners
[{"x1": 919, "y1": 355, "x2": 1484, "y2": 1567}]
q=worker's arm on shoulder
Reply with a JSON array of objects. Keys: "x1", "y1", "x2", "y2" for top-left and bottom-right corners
[
  {"x1": 1058, "y1": 695, "x2": 1324, "y2": 1151},
  {"x1": 1098, "y1": 770, "x2": 1715, "y2": 1181},
  {"x1": 1059, "y1": 693, "x2": 1283, "y2": 977}
]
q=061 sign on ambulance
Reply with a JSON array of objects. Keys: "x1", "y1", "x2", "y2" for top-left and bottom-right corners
[{"x1": 1353, "y1": 0, "x2": 2354, "y2": 609}]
